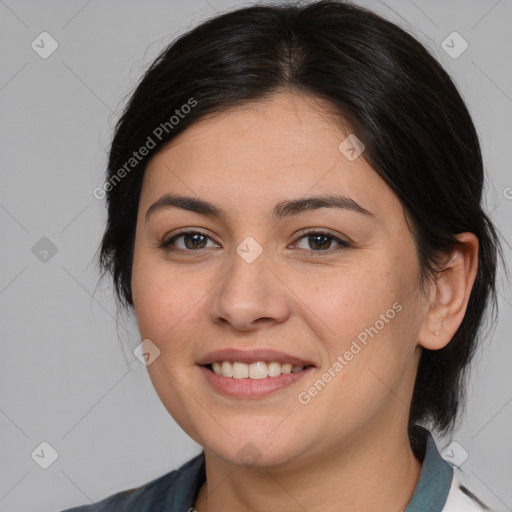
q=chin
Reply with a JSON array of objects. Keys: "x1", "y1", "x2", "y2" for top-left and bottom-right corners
[{"x1": 199, "y1": 429, "x2": 308, "y2": 469}]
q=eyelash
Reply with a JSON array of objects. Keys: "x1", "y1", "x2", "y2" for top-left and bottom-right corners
[{"x1": 158, "y1": 229, "x2": 351, "y2": 256}]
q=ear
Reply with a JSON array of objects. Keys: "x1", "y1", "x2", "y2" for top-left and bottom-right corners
[{"x1": 418, "y1": 232, "x2": 479, "y2": 350}]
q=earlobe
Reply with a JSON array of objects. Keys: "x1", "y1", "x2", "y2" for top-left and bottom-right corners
[
  {"x1": 418, "y1": 303, "x2": 449, "y2": 350},
  {"x1": 417, "y1": 232, "x2": 479, "y2": 351}
]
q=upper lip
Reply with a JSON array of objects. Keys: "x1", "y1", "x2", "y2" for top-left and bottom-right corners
[{"x1": 197, "y1": 348, "x2": 316, "y2": 367}]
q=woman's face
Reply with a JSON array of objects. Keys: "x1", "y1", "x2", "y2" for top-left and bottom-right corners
[{"x1": 131, "y1": 92, "x2": 429, "y2": 468}]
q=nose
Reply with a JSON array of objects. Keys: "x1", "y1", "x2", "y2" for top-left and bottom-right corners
[{"x1": 207, "y1": 244, "x2": 290, "y2": 332}]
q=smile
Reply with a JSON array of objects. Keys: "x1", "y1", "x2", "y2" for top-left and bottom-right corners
[
  {"x1": 199, "y1": 362, "x2": 315, "y2": 398},
  {"x1": 206, "y1": 360, "x2": 312, "y2": 379}
]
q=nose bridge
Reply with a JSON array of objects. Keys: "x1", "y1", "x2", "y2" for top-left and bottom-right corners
[{"x1": 208, "y1": 237, "x2": 290, "y2": 330}]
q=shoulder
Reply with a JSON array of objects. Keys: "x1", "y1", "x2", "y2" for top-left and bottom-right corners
[
  {"x1": 442, "y1": 470, "x2": 494, "y2": 511},
  {"x1": 58, "y1": 452, "x2": 205, "y2": 512}
]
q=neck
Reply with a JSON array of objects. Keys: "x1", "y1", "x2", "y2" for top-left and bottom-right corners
[{"x1": 194, "y1": 417, "x2": 423, "y2": 512}]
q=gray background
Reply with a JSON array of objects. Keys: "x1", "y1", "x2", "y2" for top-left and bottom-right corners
[{"x1": 0, "y1": 0, "x2": 511, "y2": 511}]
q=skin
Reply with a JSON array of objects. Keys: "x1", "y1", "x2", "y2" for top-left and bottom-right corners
[{"x1": 130, "y1": 91, "x2": 479, "y2": 512}]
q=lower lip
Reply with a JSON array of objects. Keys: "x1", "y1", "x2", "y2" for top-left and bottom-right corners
[{"x1": 198, "y1": 365, "x2": 315, "y2": 398}]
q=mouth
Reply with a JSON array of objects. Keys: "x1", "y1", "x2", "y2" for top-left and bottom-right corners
[
  {"x1": 197, "y1": 348, "x2": 317, "y2": 397},
  {"x1": 203, "y1": 361, "x2": 315, "y2": 379},
  {"x1": 196, "y1": 348, "x2": 317, "y2": 398}
]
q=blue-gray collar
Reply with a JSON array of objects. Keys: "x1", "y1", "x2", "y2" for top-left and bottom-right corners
[{"x1": 405, "y1": 424, "x2": 454, "y2": 511}]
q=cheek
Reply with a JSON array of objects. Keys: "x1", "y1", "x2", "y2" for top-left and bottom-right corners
[
  {"x1": 131, "y1": 258, "x2": 206, "y2": 436},
  {"x1": 298, "y1": 262, "x2": 415, "y2": 384},
  {"x1": 131, "y1": 252, "x2": 201, "y2": 344},
  {"x1": 293, "y1": 262, "x2": 398, "y2": 340}
]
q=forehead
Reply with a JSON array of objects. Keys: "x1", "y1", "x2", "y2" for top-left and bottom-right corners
[{"x1": 141, "y1": 92, "x2": 401, "y2": 224}]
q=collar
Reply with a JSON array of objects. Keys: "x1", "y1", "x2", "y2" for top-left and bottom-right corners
[
  {"x1": 405, "y1": 424, "x2": 454, "y2": 511},
  {"x1": 167, "y1": 425, "x2": 453, "y2": 511}
]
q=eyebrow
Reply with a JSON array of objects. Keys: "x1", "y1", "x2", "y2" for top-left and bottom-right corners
[{"x1": 145, "y1": 193, "x2": 377, "y2": 223}]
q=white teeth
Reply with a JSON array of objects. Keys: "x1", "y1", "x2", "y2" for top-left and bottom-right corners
[
  {"x1": 248, "y1": 361, "x2": 267, "y2": 379},
  {"x1": 232, "y1": 362, "x2": 249, "y2": 379},
  {"x1": 281, "y1": 363, "x2": 292, "y2": 374},
  {"x1": 267, "y1": 361, "x2": 282, "y2": 377},
  {"x1": 221, "y1": 361, "x2": 233, "y2": 377},
  {"x1": 209, "y1": 361, "x2": 306, "y2": 378}
]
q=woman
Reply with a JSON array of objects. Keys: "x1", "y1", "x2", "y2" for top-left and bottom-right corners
[{"x1": 62, "y1": 1, "x2": 505, "y2": 510}]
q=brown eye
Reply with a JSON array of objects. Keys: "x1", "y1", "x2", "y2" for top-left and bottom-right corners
[
  {"x1": 180, "y1": 232, "x2": 208, "y2": 250},
  {"x1": 307, "y1": 233, "x2": 332, "y2": 250},
  {"x1": 160, "y1": 231, "x2": 220, "y2": 253},
  {"x1": 294, "y1": 231, "x2": 350, "y2": 253}
]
